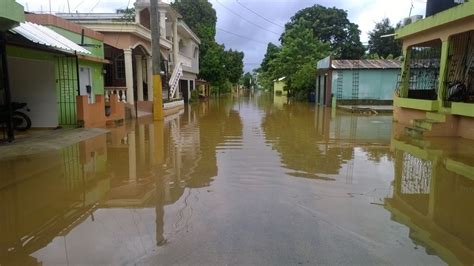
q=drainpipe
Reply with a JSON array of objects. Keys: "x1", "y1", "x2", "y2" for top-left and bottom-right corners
[{"x1": 0, "y1": 32, "x2": 14, "y2": 141}]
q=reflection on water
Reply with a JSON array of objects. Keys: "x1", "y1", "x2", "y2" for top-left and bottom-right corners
[
  {"x1": 0, "y1": 94, "x2": 472, "y2": 265},
  {"x1": 387, "y1": 137, "x2": 474, "y2": 265}
]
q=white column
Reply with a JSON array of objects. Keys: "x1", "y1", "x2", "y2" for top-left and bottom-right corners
[
  {"x1": 173, "y1": 20, "x2": 179, "y2": 66},
  {"x1": 159, "y1": 10, "x2": 167, "y2": 38},
  {"x1": 135, "y1": 7, "x2": 141, "y2": 23},
  {"x1": 124, "y1": 49, "x2": 134, "y2": 105},
  {"x1": 147, "y1": 56, "x2": 154, "y2": 102},
  {"x1": 135, "y1": 55, "x2": 144, "y2": 102},
  {"x1": 128, "y1": 131, "x2": 137, "y2": 182},
  {"x1": 187, "y1": 80, "x2": 191, "y2": 102},
  {"x1": 138, "y1": 124, "x2": 146, "y2": 164}
]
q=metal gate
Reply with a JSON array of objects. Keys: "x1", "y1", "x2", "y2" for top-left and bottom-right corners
[
  {"x1": 57, "y1": 55, "x2": 80, "y2": 127},
  {"x1": 0, "y1": 32, "x2": 14, "y2": 142}
]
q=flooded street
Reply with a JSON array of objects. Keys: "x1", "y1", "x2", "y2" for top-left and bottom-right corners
[{"x1": 0, "y1": 94, "x2": 473, "y2": 265}]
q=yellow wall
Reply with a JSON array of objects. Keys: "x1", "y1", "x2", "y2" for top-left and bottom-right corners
[{"x1": 273, "y1": 81, "x2": 287, "y2": 96}]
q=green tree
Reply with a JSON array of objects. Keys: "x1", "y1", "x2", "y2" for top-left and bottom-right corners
[
  {"x1": 116, "y1": 8, "x2": 135, "y2": 22},
  {"x1": 241, "y1": 72, "x2": 252, "y2": 89},
  {"x1": 260, "y1": 43, "x2": 281, "y2": 73},
  {"x1": 199, "y1": 42, "x2": 226, "y2": 84},
  {"x1": 224, "y1": 49, "x2": 244, "y2": 84},
  {"x1": 285, "y1": 5, "x2": 365, "y2": 59},
  {"x1": 171, "y1": 0, "x2": 217, "y2": 45},
  {"x1": 270, "y1": 18, "x2": 330, "y2": 96},
  {"x1": 367, "y1": 18, "x2": 402, "y2": 58}
]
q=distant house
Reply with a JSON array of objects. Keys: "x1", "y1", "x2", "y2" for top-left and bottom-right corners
[
  {"x1": 273, "y1": 77, "x2": 287, "y2": 97},
  {"x1": 58, "y1": 0, "x2": 201, "y2": 117},
  {"x1": 393, "y1": 0, "x2": 474, "y2": 140},
  {"x1": 316, "y1": 57, "x2": 402, "y2": 106}
]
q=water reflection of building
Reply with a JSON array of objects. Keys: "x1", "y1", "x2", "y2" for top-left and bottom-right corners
[
  {"x1": 262, "y1": 104, "x2": 392, "y2": 180},
  {"x1": 0, "y1": 135, "x2": 109, "y2": 265},
  {"x1": 386, "y1": 137, "x2": 474, "y2": 265},
  {"x1": 0, "y1": 99, "x2": 243, "y2": 264}
]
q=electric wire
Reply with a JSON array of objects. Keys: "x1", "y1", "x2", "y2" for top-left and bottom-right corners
[
  {"x1": 217, "y1": 28, "x2": 268, "y2": 45},
  {"x1": 214, "y1": 0, "x2": 281, "y2": 36},
  {"x1": 235, "y1": 0, "x2": 284, "y2": 28}
]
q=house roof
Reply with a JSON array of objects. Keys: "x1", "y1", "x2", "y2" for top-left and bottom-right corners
[
  {"x1": 26, "y1": 14, "x2": 104, "y2": 41},
  {"x1": 331, "y1": 59, "x2": 402, "y2": 70},
  {"x1": 10, "y1": 22, "x2": 91, "y2": 55}
]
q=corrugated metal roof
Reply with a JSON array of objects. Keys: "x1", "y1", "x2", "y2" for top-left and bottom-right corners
[
  {"x1": 10, "y1": 22, "x2": 91, "y2": 55},
  {"x1": 332, "y1": 59, "x2": 401, "y2": 69}
]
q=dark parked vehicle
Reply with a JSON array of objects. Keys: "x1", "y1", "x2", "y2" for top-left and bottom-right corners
[{"x1": 0, "y1": 102, "x2": 32, "y2": 131}]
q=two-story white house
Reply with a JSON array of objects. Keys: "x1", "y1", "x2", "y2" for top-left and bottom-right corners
[{"x1": 58, "y1": 0, "x2": 200, "y2": 117}]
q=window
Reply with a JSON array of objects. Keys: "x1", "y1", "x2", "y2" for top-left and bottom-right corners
[{"x1": 115, "y1": 54, "x2": 125, "y2": 80}]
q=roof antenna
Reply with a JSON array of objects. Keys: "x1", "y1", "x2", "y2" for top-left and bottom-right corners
[
  {"x1": 67, "y1": 0, "x2": 71, "y2": 13},
  {"x1": 409, "y1": 0, "x2": 414, "y2": 17},
  {"x1": 49, "y1": 0, "x2": 52, "y2": 14}
]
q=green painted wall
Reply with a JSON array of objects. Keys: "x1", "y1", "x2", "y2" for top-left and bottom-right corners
[
  {"x1": 7, "y1": 46, "x2": 77, "y2": 126},
  {"x1": 48, "y1": 26, "x2": 104, "y2": 58},
  {"x1": 48, "y1": 26, "x2": 105, "y2": 96},
  {"x1": 0, "y1": 0, "x2": 24, "y2": 31},
  {"x1": 79, "y1": 60, "x2": 105, "y2": 95},
  {"x1": 331, "y1": 69, "x2": 399, "y2": 100}
]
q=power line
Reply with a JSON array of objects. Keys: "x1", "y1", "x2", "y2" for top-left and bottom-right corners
[
  {"x1": 89, "y1": 0, "x2": 101, "y2": 13},
  {"x1": 217, "y1": 28, "x2": 268, "y2": 45},
  {"x1": 235, "y1": 0, "x2": 284, "y2": 28},
  {"x1": 214, "y1": 0, "x2": 281, "y2": 36}
]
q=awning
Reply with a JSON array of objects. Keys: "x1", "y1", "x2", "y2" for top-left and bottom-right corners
[{"x1": 10, "y1": 22, "x2": 91, "y2": 55}]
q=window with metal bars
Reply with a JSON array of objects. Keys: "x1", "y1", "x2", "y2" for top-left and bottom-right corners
[
  {"x1": 407, "y1": 40, "x2": 442, "y2": 100},
  {"x1": 446, "y1": 30, "x2": 474, "y2": 104}
]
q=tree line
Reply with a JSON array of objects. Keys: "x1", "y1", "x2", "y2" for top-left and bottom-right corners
[{"x1": 257, "y1": 5, "x2": 402, "y2": 99}]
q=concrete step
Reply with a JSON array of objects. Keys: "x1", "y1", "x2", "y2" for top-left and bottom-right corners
[
  {"x1": 413, "y1": 118, "x2": 440, "y2": 131},
  {"x1": 426, "y1": 112, "x2": 446, "y2": 122},
  {"x1": 405, "y1": 126, "x2": 428, "y2": 139}
]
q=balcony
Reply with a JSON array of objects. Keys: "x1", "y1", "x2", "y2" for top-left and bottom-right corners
[{"x1": 178, "y1": 53, "x2": 198, "y2": 74}]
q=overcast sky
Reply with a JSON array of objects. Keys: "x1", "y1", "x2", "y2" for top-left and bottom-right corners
[{"x1": 17, "y1": 0, "x2": 426, "y2": 71}]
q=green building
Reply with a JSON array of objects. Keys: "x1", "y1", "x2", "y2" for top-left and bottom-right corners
[
  {"x1": 393, "y1": 0, "x2": 474, "y2": 140},
  {"x1": 5, "y1": 14, "x2": 109, "y2": 129},
  {"x1": 316, "y1": 57, "x2": 401, "y2": 106}
]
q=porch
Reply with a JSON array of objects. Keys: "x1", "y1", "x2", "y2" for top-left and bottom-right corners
[{"x1": 394, "y1": 2, "x2": 474, "y2": 139}]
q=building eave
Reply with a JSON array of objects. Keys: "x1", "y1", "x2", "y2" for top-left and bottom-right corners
[{"x1": 396, "y1": 1, "x2": 474, "y2": 40}]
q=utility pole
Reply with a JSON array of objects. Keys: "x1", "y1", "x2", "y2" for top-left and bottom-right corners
[{"x1": 150, "y1": 0, "x2": 164, "y2": 120}]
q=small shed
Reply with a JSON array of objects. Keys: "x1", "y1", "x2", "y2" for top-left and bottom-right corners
[
  {"x1": 316, "y1": 57, "x2": 402, "y2": 106},
  {"x1": 273, "y1": 77, "x2": 287, "y2": 96}
]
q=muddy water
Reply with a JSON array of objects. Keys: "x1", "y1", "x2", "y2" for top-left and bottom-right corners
[{"x1": 0, "y1": 94, "x2": 472, "y2": 265}]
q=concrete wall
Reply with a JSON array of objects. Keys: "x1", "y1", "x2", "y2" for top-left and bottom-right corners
[
  {"x1": 8, "y1": 57, "x2": 58, "y2": 128},
  {"x1": 274, "y1": 81, "x2": 287, "y2": 96},
  {"x1": 332, "y1": 69, "x2": 399, "y2": 100}
]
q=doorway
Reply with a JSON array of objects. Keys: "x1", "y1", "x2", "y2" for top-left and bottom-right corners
[{"x1": 79, "y1": 66, "x2": 93, "y2": 103}]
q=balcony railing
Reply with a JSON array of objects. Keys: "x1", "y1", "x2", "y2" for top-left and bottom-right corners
[{"x1": 105, "y1": 87, "x2": 127, "y2": 103}]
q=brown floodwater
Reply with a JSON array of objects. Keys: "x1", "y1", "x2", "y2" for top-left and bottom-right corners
[{"x1": 0, "y1": 93, "x2": 473, "y2": 265}]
